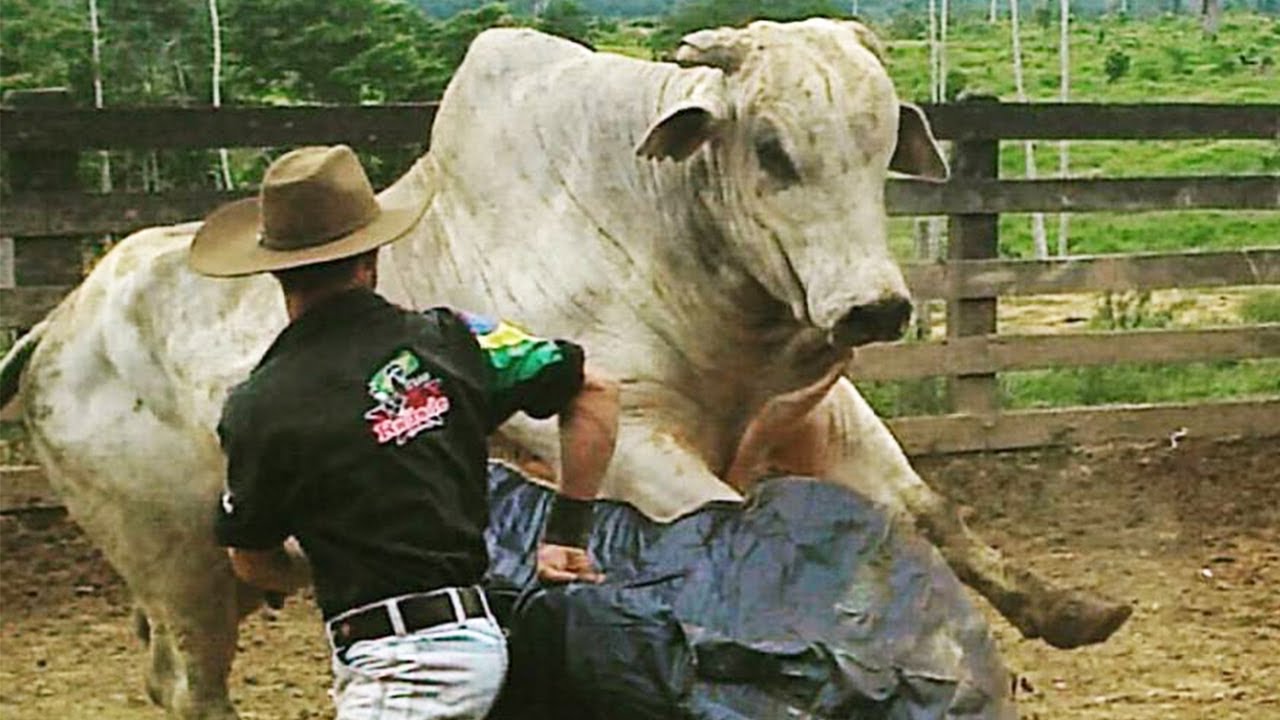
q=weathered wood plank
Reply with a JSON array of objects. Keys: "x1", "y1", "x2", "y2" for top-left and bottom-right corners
[
  {"x1": 1, "y1": 103, "x2": 1275, "y2": 151},
  {"x1": 0, "y1": 104, "x2": 438, "y2": 151},
  {"x1": 0, "y1": 190, "x2": 246, "y2": 237},
  {"x1": 5, "y1": 397, "x2": 1278, "y2": 512},
  {"x1": 7, "y1": 175, "x2": 1273, "y2": 237},
  {"x1": 5, "y1": 247, "x2": 1278, "y2": 328},
  {"x1": 0, "y1": 466, "x2": 60, "y2": 514},
  {"x1": 945, "y1": 134, "x2": 1000, "y2": 414},
  {"x1": 904, "y1": 248, "x2": 1280, "y2": 299},
  {"x1": 888, "y1": 398, "x2": 1280, "y2": 455},
  {"x1": 920, "y1": 102, "x2": 1280, "y2": 141},
  {"x1": 0, "y1": 237, "x2": 14, "y2": 288},
  {"x1": 0, "y1": 285, "x2": 72, "y2": 328},
  {"x1": 848, "y1": 324, "x2": 1280, "y2": 381},
  {"x1": 4, "y1": 90, "x2": 83, "y2": 285},
  {"x1": 887, "y1": 176, "x2": 1280, "y2": 215}
]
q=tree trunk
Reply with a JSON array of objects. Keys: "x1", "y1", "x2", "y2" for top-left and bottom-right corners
[
  {"x1": 924, "y1": 0, "x2": 947, "y2": 267},
  {"x1": 1058, "y1": 0, "x2": 1071, "y2": 256},
  {"x1": 1009, "y1": 0, "x2": 1049, "y2": 259},
  {"x1": 88, "y1": 0, "x2": 112, "y2": 194},
  {"x1": 1201, "y1": 0, "x2": 1222, "y2": 37},
  {"x1": 928, "y1": 0, "x2": 940, "y2": 104},
  {"x1": 208, "y1": 0, "x2": 233, "y2": 190},
  {"x1": 940, "y1": 0, "x2": 950, "y2": 101}
]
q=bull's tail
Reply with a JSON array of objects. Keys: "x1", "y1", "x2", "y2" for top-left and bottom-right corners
[{"x1": 0, "y1": 319, "x2": 47, "y2": 410}]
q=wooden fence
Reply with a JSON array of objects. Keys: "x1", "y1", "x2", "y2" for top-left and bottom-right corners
[{"x1": 2, "y1": 92, "x2": 1278, "y2": 465}]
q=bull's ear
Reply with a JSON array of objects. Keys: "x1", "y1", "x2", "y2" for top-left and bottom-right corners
[
  {"x1": 890, "y1": 103, "x2": 948, "y2": 181},
  {"x1": 636, "y1": 102, "x2": 723, "y2": 162}
]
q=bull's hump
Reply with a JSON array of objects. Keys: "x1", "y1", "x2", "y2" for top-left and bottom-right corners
[{"x1": 464, "y1": 27, "x2": 590, "y2": 81}]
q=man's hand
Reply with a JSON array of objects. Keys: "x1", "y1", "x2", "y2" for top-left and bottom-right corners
[
  {"x1": 227, "y1": 537, "x2": 311, "y2": 594},
  {"x1": 536, "y1": 543, "x2": 605, "y2": 584}
]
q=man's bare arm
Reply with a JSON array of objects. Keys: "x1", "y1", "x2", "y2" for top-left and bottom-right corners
[
  {"x1": 537, "y1": 367, "x2": 619, "y2": 584},
  {"x1": 227, "y1": 537, "x2": 311, "y2": 594},
  {"x1": 558, "y1": 368, "x2": 620, "y2": 501}
]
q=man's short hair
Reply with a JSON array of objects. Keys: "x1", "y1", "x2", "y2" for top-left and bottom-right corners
[{"x1": 272, "y1": 250, "x2": 374, "y2": 294}]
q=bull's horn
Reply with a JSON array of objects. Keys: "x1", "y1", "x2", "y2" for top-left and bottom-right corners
[{"x1": 675, "y1": 28, "x2": 750, "y2": 75}]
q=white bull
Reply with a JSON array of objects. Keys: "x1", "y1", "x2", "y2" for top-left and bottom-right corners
[{"x1": 0, "y1": 21, "x2": 1129, "y2": 719}]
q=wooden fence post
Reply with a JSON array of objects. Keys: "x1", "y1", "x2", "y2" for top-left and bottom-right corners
[
  {"x1": 3, "y1": 88, "x2": 83, "y2": 295},
  {"x1": 946, "y1": 96, "x2": 1000, "y2": 415}
]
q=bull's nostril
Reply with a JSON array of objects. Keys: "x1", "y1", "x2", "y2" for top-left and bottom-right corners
[{"x1": 833, "y1": 297, "x2": 913, "y2": 347}]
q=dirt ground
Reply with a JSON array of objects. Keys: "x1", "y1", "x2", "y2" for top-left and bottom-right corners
[{"x1": 1, "y1": 436, "x2": 1277, "y2": 719}]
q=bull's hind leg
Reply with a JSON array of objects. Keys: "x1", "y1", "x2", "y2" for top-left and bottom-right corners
[
  {"x1": 73, "y1": 507, "x2": 243, "y2": 719},
  {"x1": 27, "y1": 455, "x2": 244, "y2": 718},
  {"x1": 730, "y1": 375, "x2": 1132, "y2": 649},
  {"x1": 139, "y1": 562, "x2": 242, "y2": 719}
]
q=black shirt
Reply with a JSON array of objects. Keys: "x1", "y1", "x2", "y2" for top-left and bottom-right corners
[{"x1": 213, "y1": 288, "x2": 584, "y2": 619}]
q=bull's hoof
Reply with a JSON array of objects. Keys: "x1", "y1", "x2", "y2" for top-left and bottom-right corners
[{"x1": 1031, "y1": 590, "x2": 1133, "y2": 650}]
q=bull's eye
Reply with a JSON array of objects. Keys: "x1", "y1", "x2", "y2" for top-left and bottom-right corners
[{"x1": 754, "y1": 136, "x2": 801, "y2": 186}]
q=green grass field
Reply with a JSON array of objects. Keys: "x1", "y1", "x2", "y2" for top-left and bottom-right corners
[{"x1": 856, "y1": 12, "x2": 1279, "y2": 416}]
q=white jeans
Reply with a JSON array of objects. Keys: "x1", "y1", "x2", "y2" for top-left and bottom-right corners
[{"x1": 330, "y1": 615, "x2": 508, "y2": 719}]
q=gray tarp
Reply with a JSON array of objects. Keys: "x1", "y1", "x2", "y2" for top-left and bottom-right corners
[{"x1": 483, "y1": 463, "x2": 1014, "y2": 719}]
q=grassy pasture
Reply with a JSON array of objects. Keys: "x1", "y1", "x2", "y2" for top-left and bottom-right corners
[{"x1": 864, "y1": 12, "x2": 1280, "y2": 416}]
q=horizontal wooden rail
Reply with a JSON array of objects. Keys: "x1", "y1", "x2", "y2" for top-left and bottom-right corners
[
  {"x1": 1, "y1": 103, "x2": 1276, "y2": 151},
  {"x1": 921, "y1": 102, "x2": 1280, "y2": 141},
  {"x1": 848, "y1": 324, "x2": 1280, "y2": 382},
  {"x1": 1, "y1": 190, "x2": 245, "y2": 237},
  {"x1": 6, "y1": 247, "x2": 1280, "y2": 327},
  {"x1": 887, "y1": 397, "x2": 1280, "y2": 455},
  {"x1": 4, "y1": 396, "x2": 1278, "y2": 511},
  {"x1": 0, "y1": 104, "x2": 438, "y2": 151},
  {"x1": 5, "y1": 175, "x2": 1277, "y2": 237},
  {"x1": 1, "y1": 285, "x2": 70, "y2": 328},
  {"x1": 904, "y1": 248, "x2": 1280, "y2": 299},
  {"x1": 887, "y1": 176, "x2": 1280, "y2": 215}
]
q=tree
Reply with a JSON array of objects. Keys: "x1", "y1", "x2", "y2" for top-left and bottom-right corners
[
  {"x1": 1009, "y1": 0, "x2": 1050, "y2": 259},
  {"x1": 89, "y1": 0, "x2": 112, "y2": 193},
  {"x1": 221, "y1": 0, "x2": 444, "y2": 103},
  {"x1": 538, "y1": 0, "x2": 593, "y2": 43},
  {"x1": 650, "y1": 0, "x2": 847, "y2": 54},
  {"x1": 1, "y1": 0, "x2": 96, "y2": 97},
  {"x1": 1058, "y1": 0, "x2": 1070, "y2": 256},
  {"x1": 209, "y1": 0, "x2": 232, "y2": 190},
  {"x1": 1200, "y1": 0, "x2": 1221, "y2": 36}
]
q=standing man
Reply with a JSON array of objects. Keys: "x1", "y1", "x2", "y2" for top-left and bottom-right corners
[{"x1": 189, "y1": 145, "x2": 619, "y2": 718}]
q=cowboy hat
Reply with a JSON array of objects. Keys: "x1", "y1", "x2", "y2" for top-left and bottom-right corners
[{"x1": 189, "y1": 145, "x2": 426, "y2": 277}]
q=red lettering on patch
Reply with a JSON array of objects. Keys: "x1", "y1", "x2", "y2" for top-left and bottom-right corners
[
  {"x1": 363, "y1": 350, "x2": 451, "y2": 446},
  {"x1": 370, "y1": 395, "x2": 451, "y2": 445}
]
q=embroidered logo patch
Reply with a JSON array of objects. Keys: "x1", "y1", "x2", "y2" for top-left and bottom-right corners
[{"x1": 364, "y1": 349, "x2": 451, "y2": 445}]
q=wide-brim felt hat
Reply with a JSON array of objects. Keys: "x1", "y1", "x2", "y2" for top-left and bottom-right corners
[{"x1": 189, "y1": 144, "x2": 426, "y2": 277}]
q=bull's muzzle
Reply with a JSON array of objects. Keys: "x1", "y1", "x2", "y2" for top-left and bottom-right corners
[{"x1": 831, "y1": 296, "x2": 912, "y2": 348}]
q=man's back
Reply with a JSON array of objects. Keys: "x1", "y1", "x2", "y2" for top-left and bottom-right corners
[{"x1": 217, "y1": 290, "x2": 494, "y2": 618}]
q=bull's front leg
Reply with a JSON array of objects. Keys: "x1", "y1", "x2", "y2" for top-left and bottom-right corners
[
  {"x1": 497, "y1": 413, "x2": 743, "y2": 522},
  {"x1": 728, "y1": 373, "x2": 1132, "y2": 650}
]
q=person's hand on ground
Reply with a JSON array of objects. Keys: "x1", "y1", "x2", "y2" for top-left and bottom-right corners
[{"x1": 536, "y1": 543, "x2": 605, "y2": 584}]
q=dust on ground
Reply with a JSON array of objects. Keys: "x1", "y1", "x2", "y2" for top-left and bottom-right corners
[{"x1": 1, "y1": 437, "x2": 1277, "y2": 719}]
